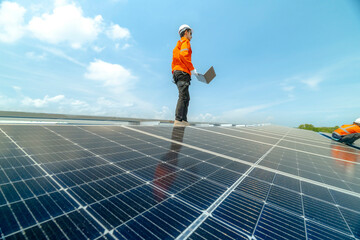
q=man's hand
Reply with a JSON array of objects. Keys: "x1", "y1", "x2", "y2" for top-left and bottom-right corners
[{"x1": 191, "y1": 69, "x2": 198, "y2": 76}]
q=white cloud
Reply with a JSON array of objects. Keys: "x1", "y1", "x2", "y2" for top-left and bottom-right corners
[
  {"x1": 26, "y1": 51, "x2": 47, "y2": 60},
  {"x1": 29, "y1": 3, "x2": 46, "y2": 14},
  {"x1": 1, "y1": 1, "x2": 132, "y2": 52},
  {"x1": 66, "y1": 99, "x2": 91, "y2": 113},
  {"x1": 55, "y1": 0, "x2": 70, "y2": 7},
  {"x1": 22, "y1": 95, "x2": 65, "y2": 107},
  {"x1": 301, "y1": 76, "x2": 323, "y2": 90},
  {"x1": 191, "y1": 113, "x2": 219, "y2": 123},
  {"x1": 0, "y1": 95, "x2": 17, "y2": 110},
  {"x1": 71, "y1": 99, "x2": 87, "y2": 106},
  {"x1": 0, "y1": 91, "x2": 169, "y2": 119},
  {"x1": 223, "y1": 104, "x2": 272, "y2": 117},
  {"x1": 84, "y1": 59, "x2": 135, "y2": 93},
  {"x1": 39, "y1": 46, "x2": 86, "y2": 67},
  {"x1": 282, "y1": 86, "x2": 294, "y2": 92},
  {"x1": 18, "y1": 93, "x2": 91, "y2": 113},
  {"x1": 266, "y1": 116, "x2": 274, "y2": 121},
  {"x1": 115, "y1": 43, "x2": 131, "y2": 50},
  {"x1": 92, "y1": 97, "x2": 169, "y2": 119},
  {"x1": 280, "y1": 82, "x2": 295, "y2": 98},
  {"x1": 92, "y1": 46, "x2": 105, "y2": 52},
  {"x1": 122, "y1": 43, "x2": 131, "y2": 49},
  {"x1": 281, "y1": 74, "x2": 323, "y2": 96},
  {"x1": 110, "y1": 0, "x2": 128, "y2": 3},
  {"x1": 154, "y1": 106, "x2": 171, "y2": 120},
  {"x1": 12, "y1": 86, "x2": 22, "y2": 92},
  {"x1": 0, "y1": 1, "x2": 26, "y2": 43},
  {"x1": 219, "y1": 99, "x2": 292, "y2": 123},
  {"x1": 28, "y1": 2, "x2": 103, "y2": 48},
  {"x1": 280, "y1": 76, "x2": 298, "y2": 95},
  {"x1": 106, "y1": 23, "x2": 130, "y2": 40}
]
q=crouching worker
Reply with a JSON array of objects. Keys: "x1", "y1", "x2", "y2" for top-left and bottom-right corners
[{"x1": 332, "y1": 118, "x2": 360, "y2": 145}]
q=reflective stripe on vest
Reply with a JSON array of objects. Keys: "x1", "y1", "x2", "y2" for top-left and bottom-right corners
[
  {"x1": 180, "y1": 48, "x2": 188, "y2": 52},
  {"x1": 340, "y1": 125, "x2": 354, "y2": 134}
]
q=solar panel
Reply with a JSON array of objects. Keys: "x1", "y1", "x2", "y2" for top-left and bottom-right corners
[{"x1": 0, "y1": 124, "x2": 359, "y2": 239}]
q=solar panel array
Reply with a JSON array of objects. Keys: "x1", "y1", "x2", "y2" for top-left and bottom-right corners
[{"x1": 0, "y1": 124, "x2": 359, "y2": 239}]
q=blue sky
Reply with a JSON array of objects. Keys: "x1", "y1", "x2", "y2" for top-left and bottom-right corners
[{"x1": 1, "y1": 0, "x2": 360, "y2": 127}]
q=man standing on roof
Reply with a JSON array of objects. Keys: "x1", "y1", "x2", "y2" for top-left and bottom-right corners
[
  {"x1": 332, "y1": 118, "x2": 360, "y2": 145},
  {"x1": 172, "y1": 24, "x2": 199, "y2": 127}
]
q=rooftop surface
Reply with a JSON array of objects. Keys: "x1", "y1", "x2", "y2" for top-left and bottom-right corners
[{"x1": 0, "y1": 122, "x2": 359, "y2": 239}]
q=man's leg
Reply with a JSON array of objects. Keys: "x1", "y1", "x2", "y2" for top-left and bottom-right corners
[
  {"x1": 174, "y1": 72, "x2": 183, "y2": 121},
  {"x1": 175, "y1": 80, "x2": 190, "y2": 121},
  {"x1": 174, "y1": 72, "x2": 190, "y2": 121},
  {"x1": 182, "y1": 86, "x2": 190, "y2": 122},
  {"x1": 341, "y1": 133, "x2": 360, "y2": 145},
  {"x1": 332, "y1": 132, "x2": 342, "y2": 141}
]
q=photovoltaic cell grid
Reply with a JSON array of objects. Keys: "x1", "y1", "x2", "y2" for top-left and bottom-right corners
[{"x1": 0, "y1": 125, "x2": 357, "y2": 239}]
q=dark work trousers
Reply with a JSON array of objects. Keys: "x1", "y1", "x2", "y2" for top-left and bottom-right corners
[
  {"x1": 340, "y1": 133, "x2": 360, "y2": 145},
  {"x1": 173, "y1": 71, "x2": 191, "y2": 122},
  {"x1": 333, "y1": 132, "x2": 360, "y2": 145}
]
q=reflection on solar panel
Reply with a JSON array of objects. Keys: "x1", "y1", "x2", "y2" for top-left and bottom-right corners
[{"x1": 0, "y1": 124, "x2": 359, "y2": 239}]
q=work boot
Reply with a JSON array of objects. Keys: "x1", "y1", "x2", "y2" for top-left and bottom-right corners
[
  {"x1": 182, "y1": 121, "x2": 190, "y2": 126},
  {"x1": 174, "y1": 120, "x2": 184, "y2": 126}
]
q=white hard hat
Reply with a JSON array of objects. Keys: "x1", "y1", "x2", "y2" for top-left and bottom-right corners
[
  {"x1": 178, "y1": 24, "x2": 192, "y2": 35},
  {"x1": 355, "y1": 118, "x2": 360, "y2": 124}
]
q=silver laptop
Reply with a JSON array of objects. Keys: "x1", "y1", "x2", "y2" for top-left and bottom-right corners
[{"x1": 195, "y1": 66, "x2": 216, "y2": 84}]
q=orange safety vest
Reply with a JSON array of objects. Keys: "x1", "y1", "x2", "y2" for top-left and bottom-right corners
[
  {"x1": 172, "y1": 37, "x2": 194, "y2": 75},
  {"x1": 334, "y1": 124, "x2": 360, "y2": 136}
]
